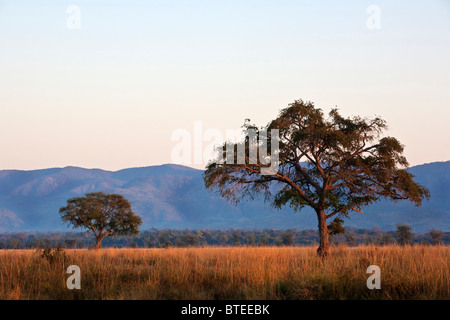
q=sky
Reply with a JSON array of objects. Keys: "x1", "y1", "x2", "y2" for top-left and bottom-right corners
[{"x1": 0, "y1": 0, "x2": 449, "y2": 171}]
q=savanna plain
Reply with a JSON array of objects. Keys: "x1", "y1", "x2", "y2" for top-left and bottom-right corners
[{"x1": 0, "y1": 245, "x2": 448, "y2": 300}]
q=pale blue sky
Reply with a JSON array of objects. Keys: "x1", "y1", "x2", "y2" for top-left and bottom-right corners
[{"x1": 0, "y1": 0, "x2": 449, "y2": 170}]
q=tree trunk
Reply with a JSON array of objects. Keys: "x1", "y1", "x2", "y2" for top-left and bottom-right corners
[
  {"x1": 316, "y1": 209, "x2": 329, "y2": 259},
  {"x1": 94, "y1": 235, "x2": 104, "y2": 250}
]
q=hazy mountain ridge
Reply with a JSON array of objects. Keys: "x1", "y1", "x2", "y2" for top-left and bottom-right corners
[{"x1": 0, "y1": 162, "x2": 448, "y2": 232}]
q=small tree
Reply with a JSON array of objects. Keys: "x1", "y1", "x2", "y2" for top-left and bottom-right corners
[
  {"x1": 232, "y1": 231, "x2": 241, "y2": 246},
  {"x1": 429, "y1": 229, "x2": 444, "y2": 245},
  {"x1": 282, "y1": 231, "x2": 294, "y2": 246},
  {"x1": 377, "y1": 233, "x2": 396, "y2": 245},
  {"x1": 259, "y1": 234, "x2": 269, "y2": 246},
  {"x1": 59, "y1": 192, "x2": 142, "y2": 249},
  {"x1": 157, "y1": 233, "x2": 172, "y2": 248},
  {"x1": 395, "y1": 224, "x2": 413, "y2": 245},
  {"x1": 345, "y1": 232, "x2": 357, "y2": 246},
  {"x1": 247, "y1": 233, "x2": 256, "y2": 245},
  {"x1": 328, "y1": 218, "x2": 345, "y2": 236},
  {"x1": 175, "y1": 234, "x2": 201, "y2": 247}
]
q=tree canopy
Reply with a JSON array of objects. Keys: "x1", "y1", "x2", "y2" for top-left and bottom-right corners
[
  {"x1": 204, "y1": 99, "x2": 430, "y2": 258},
  {"x1": 59, "y1": 192, "x2": 142, "y2": 249}
]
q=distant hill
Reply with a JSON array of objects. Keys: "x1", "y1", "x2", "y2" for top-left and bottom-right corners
[{"x1": 0, "y1": 162, "x2": 448, "y2": 233}]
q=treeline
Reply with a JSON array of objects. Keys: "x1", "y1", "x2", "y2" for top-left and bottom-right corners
[{"x1": 0, "y1": 227, "x2": 448, "y2": 249}]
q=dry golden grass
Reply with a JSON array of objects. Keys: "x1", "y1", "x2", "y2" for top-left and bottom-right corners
[{"x1": 0, "y1": 245, "x2": 448, "y2": 300}]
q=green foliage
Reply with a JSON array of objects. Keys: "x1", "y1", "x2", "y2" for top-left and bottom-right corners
[
  {"x1": 0, "y1": 228, "x2": 449, "y2": 248},
  {"x1": 204, "y1": 99, "x2": 430, "y2": 256},
  {"x1": 328, "y1": 218, "x2": 345, "y2": 236},
  {"x1": 175, "y1": 234, "x2": 201, "y2": 247},
  {"x1": 232, "y1": 231, "x2": 241, "y2": 246},
  {"x1": 396, "y1": 224, "x2": 413, "y2": 245},
  {"x1": 377, "y1": 233, "x2": 396, "y2": 245},
  {"x1": 205, "y1": 99, "x2": 430, "y2": 213},
  {"x1": 429, "y1": 229, "x2": 444, "y2": 245},
  {"x1": 281, "y1": 231, "x2": 294, "y2": 246},
  {"x1": 59, "y1": 192, "x2": 142, "y2": 249}
]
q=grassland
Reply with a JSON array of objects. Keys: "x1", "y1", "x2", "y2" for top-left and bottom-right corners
[{"x1": 0, "y1": 245, "x2": 448, "y2": 300}]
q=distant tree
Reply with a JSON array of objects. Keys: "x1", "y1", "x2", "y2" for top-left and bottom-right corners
[
  {"x1": 282, "y1": 231, "x2": 294, "y2": 246},
  {"x1": 176, "y1": 234, "x2": 201, "y2": 247},
  {"x1": 158, "y1": 233, "x2": 172, "y2": 248},
  {"x1": 396, "y1": 224, "x2": 413, "y2": 245},
  {"x1": 143, "y1": 234, "x2": 156, "y2": 248},
  {"x1": 344, "y1": 232, "x2": 357, "y2": 246},
  {"x1": 259, "y1": 234, "x2": 269, "y2": 246},
  {"x1": 129, "y1": 241, "x2": 138, "y2": 248},
  {"x1": 64, "y1": 238, "x2": 78, "y2": 249},
  {"x1": 41, "y1": 237, "x2": 52, "y2": 249},
  {"x1": 429, "y1": 229, "x2": 444, "y2": 245},
  {"x1": 247, "y1": 233, "x2": 256, "y2": 246},
  {"x1": 204, "y1": 100, "x2": 430, "y2": 258},
  {"x1": 232, "y1": 231, "x2": 241, "y2": 246},
  {"x1": 328, "y1": 218, "x2": 345, "y2": 236},
  {"x1": 377, "y1": 233, "x2": 396, "y2": 245},
  {"x1": 199, "y1": 230, "x2": 212, "y2": 245},
  {"x1": 9, "y1": 238, "x2": 23, "y2": 249},
  {"x1": 218, "y1": 234, "x2": 229, "y2": 246},
  {"x1": 59, "y1": 192, "x2": 142, "y2": 249}
]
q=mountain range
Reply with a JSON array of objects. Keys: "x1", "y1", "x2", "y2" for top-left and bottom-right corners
[{"x1": 0, "y1": 161, "x2": 448, "y2": 233}]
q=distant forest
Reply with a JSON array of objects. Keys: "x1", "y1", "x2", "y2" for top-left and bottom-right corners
[{"x1": 0, "y1": 227, "x2": 448, "y2": 249}]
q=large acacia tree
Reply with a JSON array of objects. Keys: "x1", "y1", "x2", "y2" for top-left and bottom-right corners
[
  {"x1": 59, "y1": 192, "x2": 142, "y2": 249},
  {"x1": 204, "y1": 100, "x2": 430, "y2": 258}
]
